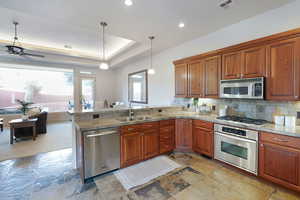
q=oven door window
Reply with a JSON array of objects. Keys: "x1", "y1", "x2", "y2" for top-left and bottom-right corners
[{"x1": 221, "y1": 141, "x2": 248, "y2": 160}]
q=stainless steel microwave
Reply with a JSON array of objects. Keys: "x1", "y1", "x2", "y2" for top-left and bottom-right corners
[{"x1": 220, "y1": 77, "x2": 264, "y2": 99}]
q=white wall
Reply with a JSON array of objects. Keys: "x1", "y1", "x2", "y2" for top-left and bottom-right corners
[{"x1": 114, "y1": 0, "x2": 300, "y2": 105}]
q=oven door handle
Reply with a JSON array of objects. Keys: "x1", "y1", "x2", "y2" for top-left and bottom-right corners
[{"x1": 215, "y1": 132, "x2": 257, "y2": 144}]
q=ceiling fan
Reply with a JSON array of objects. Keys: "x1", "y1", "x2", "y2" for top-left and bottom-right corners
[{"x1": 1, "y1": 22, "x2": 45, "y2": 58}]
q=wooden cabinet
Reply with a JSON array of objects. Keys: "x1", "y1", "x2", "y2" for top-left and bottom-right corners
[
  {"x1": 203, "y1": 56, "x2": 221, "y2": 98},
  {"x1": 143, "y1": 129, "x2": 159, "y2": 160},
  {"x1": 121, "y1": 122, "x2": 159, "y2": 168},
  {"x1": 241, "y1": 46, "x2": 266, "y2": 78},
  {"x1": 175, "y1": 119, "x2": 192, "y2": 151},
  {"x1": 259, "y1": 132, "x2": 300, "y2": 192},
  {"x1": 222, "y1": 47, "x2": 266, "y2": 80},
  {"x1": 121, "y1": 131, "x2": 143, "y2": 168},
  {"x1": 188, "y1": 60, "x2": 204, "y2": 97},
  {"x1": 192, "y1": 120, "x2": 214, "y2": 157},
  {"x1": 159, "y1": 120, "x2": 175, "y2": 154},
  {"x1": 175, "y1": 63, "x2": 188, "y2": 97},
  {"x1": 222, "y1": 51, "x2": 242, "y2": 79},
  {"x1": 266, "y1": 38, "x2": 300, "y2": 101}
]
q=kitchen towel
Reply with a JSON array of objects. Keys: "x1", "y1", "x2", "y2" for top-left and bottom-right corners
[{"x1": 114, "y1": 156, "x2": 181, "y2": 190}]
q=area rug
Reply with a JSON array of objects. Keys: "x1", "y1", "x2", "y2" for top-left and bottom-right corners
[{"x1": 114, "y1": 156, "x2": 181, "y2": 190}]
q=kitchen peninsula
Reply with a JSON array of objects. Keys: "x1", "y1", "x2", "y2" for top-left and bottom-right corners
[{"x1": 70, "y1": 105, "x2": 300, "y2": 192}]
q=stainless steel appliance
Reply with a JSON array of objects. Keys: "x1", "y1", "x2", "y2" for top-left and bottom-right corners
[
  {"x1": 84, "y1": 128, "x2": 120, "y2": 179},
  {"x1": 216, "y1": 116, "x2": 268, "y2": 126},
  {"x1": 214, "y1": 124, "x2": 258, "y2": 175},
  {"x1": 220, "y1": 77, "x2": 264, "y2": 99}
]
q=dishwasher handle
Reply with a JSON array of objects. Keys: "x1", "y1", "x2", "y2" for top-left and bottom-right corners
[{"x1": 86, "y1": 130, "x2": 118, "y2": 138}]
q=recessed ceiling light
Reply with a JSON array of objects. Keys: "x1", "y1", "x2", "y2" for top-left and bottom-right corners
[
  {"x1": 124, "y1": 0, "x2": 133, "y2": 6},
  {"x1": 178, "y1": 22, "x2": 185, "y2": 28}
]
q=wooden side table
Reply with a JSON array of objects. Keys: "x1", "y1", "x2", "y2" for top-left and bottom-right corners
[{"x1": 9, "y1": 118, "x2": 38, "y2": 144}]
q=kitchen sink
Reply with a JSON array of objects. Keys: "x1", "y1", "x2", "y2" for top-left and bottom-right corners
[{"x1": 118, "y1": 116, "x2": 152, "y2": 123}]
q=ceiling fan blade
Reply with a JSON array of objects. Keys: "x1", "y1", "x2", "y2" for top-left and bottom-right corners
[{"x1": 22, "y1": 52, "x2": 45, "y2": 58}]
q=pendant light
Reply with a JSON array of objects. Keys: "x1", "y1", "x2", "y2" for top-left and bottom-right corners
[
  {"x1": 148, "y1": 36, "x2": 155, "y2": 75},
  {"x1": 99, "y1": 22, "x2": 109, "y2": 70}
]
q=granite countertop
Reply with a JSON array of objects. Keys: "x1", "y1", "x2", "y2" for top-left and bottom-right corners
[{"x1": 75, "y1": 112, "x2": 300, "y2": 138}]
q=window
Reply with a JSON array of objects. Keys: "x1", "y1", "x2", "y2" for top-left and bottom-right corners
[
  {"x1": 0, "y1": 66, "x2": 73, "y2": 113},
  {"x1": 128, "y1": 70, "x2": 148, "y2": 104}
]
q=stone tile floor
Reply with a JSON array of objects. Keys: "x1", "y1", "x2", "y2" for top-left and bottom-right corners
[{"x1": 0, "y1": 148, "x2": 300, "y2": 200}]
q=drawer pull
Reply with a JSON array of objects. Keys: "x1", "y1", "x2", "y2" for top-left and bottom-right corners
[
  {"x1": 273, "y1": 137, "x2": 289, "y2": 142},
  {"x1": 128, "y1": 128, "x2": 134, "y2": 131}
]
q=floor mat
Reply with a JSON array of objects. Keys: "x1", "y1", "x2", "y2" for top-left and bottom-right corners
[{"x1": 114, "y1": 156, "x2": 181, "y2": 190}]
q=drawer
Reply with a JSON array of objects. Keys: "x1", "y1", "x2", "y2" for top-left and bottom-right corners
[
  {"x1": 193, "y1": 120, "x2": 213, "y2": 130},
  {"x1": 260, "y1": 132, "x2": 300, "y2": 150},
  {"x1": 160, "y1": 132, "x2": 173, "y2": 140},
  {"x1": 121, "y1": 124, "x2": 141, "y2": 133},
  {"x1": 160, "y1": 120, "x2": 175, "y2": 127},
  {"x1": 160, "y1": 126, "x2": 175, "y2": 133},
  {"x1": 140, "y1": 121, "x2": 159, "y2": 130},
  {"x1": 160, "y1": 139, "x2": 175, "y2": 153}
]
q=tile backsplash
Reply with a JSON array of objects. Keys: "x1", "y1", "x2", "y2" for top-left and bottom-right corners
[{"x1": 173, "y1": 98, "x2": 300, "y2": 124}]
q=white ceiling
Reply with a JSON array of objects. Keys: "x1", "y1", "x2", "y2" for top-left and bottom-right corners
[{"x1": 0, "y1": 0, "x2": 295, "y2": 68}]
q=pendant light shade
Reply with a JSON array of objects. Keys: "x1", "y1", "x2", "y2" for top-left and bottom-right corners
[
  {"x1": 99, "y1": 22, "x2": 109, "y2": 70},
  {"x1": 148, "y1": 36, "x2": 155, "y2": 75}
]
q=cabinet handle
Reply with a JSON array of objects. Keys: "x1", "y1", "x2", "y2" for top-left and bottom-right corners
[
  {"x1": 273, "y1": 137, "x2": 289, "y2": 142},
  {"x1": 260, "y1": 144, "x2": 264, "y2": 147},
  {"x1": 128, "y1": 128, "x2": 134, "y2": 131}
]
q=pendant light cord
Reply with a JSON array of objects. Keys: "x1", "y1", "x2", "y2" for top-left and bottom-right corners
[
  {"x1": 149, "y1": 36, "x2": 155, "y2": 69},
  {"x1": 100, "y1": 22, "x2": 107, "y2": 61},
  {"x1": 13, "y1": 22, "x2": 19, "y2": 46}
]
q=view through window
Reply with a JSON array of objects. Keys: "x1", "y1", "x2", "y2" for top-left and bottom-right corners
[{"x1": 0, "y1": 67, "x2": 73, "y2": 113}]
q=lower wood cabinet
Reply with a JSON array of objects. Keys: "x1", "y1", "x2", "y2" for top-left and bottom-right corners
[
  {"x1": 121, "y1": 122, "x2": 159, "y2": 168},
  {"x1": 175, "y1": 119, "x2": 192, "y2": 151},
  {"x1": 259, "y1": 132, "x2": 300, "y2": 192},
  {"x1": 143, "y1": 129, "x2": 160, "y2": 160},
  {"x1": 121, "y1": 131, "x2": 143, "y2": 168},
  {"x1": 159, "y1": 120, "x2": 175, "y2": 154},
  {"x1": 192, "y1": 120, "x2": 214, "y2": 157}
]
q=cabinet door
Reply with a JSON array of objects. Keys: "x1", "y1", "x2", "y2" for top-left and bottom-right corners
[
  {"x1": 159, "y1": 126, "x2": 175, "y2": 154},
  {"x1": 175, "y1": 119, "x2": 192, "y2": 151},
  {"x1": 222, "y1": 51, "x2": 242, "y2": 79},
  {"x1": 143, "y1": 130, "x2": 159, "y2": 160},
  {"x1": 175, "y1": 63, "x2": 188, "y2": 97},
  {"x1": 121, "y1": 132, "x2": 142, "y2": 168},
  {"x1": 241, "y1": 46, "x2": 266, "y2": 78},
  {"x1": 204, "y1": 56, "x2": 221, "y2": 98},
  {"x1": 266, "y1": 38, "x2": 300, "y2": 100},
  {"x1": 188, "y1": 60, "x2": 204, "y2": 97},
  {"x1": 193, "y1": 126, "x2": 214, "y2": 157},
  {"x1": 259, "y1": 142, "x2": 300, "y2": 189}
]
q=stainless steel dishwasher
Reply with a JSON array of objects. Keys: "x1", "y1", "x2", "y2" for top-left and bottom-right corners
[{"x1": 83, "y1": 128, "x2": 120, "y2": 179}]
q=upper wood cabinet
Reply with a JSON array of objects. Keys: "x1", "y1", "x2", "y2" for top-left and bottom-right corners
[
  {"x1": 175, "y1": 63, "x2": 188, "y2": 97},
  {"x1": 175, "y1": 119, "x2": 192, "y2": 152},
  {"x1": 203, "y1": 56, "x2": 221, "y2": 98},
  {"x1": 188, "y1": 60, "x2": 204, "y2": 97},
  {"x1": 241, "y1": 46, "x2": 266, "y2": 78},
  {"x1": 222, "y1": 51, "x2": 242, "y2": 79},
  {"x1": 266, "y1": 38, "x2": 300, "y2": 101},
  {"x1": 222, "y1": 47, "x2": 266, "y2": 80}
]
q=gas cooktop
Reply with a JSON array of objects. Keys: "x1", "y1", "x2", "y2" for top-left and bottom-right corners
[{"x1": 216, "y1": 116, "x2": 268, "y2": 125}]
